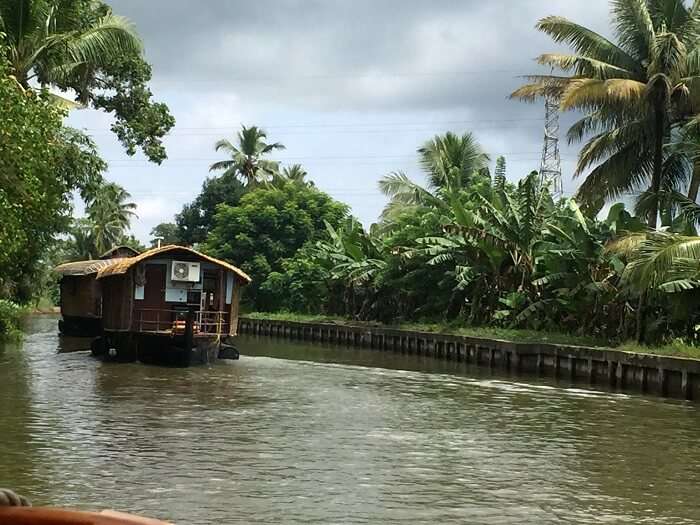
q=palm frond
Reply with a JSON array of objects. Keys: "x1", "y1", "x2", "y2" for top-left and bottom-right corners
[
  {"x1": 62, "y1": 14, "x2": 142, "y2": 69},
  {"x1": 536, "y1": 15, "x2": 639, "y2": 70},
  {"x1": 537, "y1": 53, "x2": 636, "y2": 79},
  {"x1": 623, "y1": 231, "x2": 700, "y2": 290},
  {"x1": 560, "y1": 78, "x2": 647, "y2": 112},
  {"x1": 611, "y1": 0, "x2": 656, "y2": 57}
]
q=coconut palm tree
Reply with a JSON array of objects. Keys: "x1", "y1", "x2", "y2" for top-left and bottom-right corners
[
  {"x1": 209, "y1": 125, "x2": 285, "y2": 187},
  {"x1": 282, "y1": 164, "x2": 313, "y2": 186},
  {"x1": 670, "y1": 122, "x2": 700, "y2": 203},
  {"x1": 378, "y1": 131, "x2": 490, "y2": 219},
  {"x1": 0, "y1": 0, "x2": 142, "y2": 91},
  {"x1": 84, "y1": 182, "x2": 137, "y2": 255},
  {"x1": 271, "y1": 164, "x2": 314, "y2": 188},
  {"x1": 512, "y1": 0, "x2": 700, "y2": 228}
]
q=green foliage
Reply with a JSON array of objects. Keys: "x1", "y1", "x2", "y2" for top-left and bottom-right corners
[
  {"x1": 83, "y1": 182, "x2": 137, "y2": 254},
  {"x1": 118, "y1": 234, "x2": 146, "y2": 254},
  {"x1": 265, "y1": 132, "x2": 639, "y2": 341},
  {"x1": 205, "y1": 180, "x2": 349, "y2": 309},
  {"x1": 271, "y1": 164, "x2": 314, "y2": 188},
  {"x1": 91, "y1": 55, "x2": 175, "y2": 164},
  {"x1": 0, "y1": 49, "x2": 104, "y2": 300},
  {"x1": 259, "y1": 244, "x2": 330, "y2": 313},
  {"x1": 0, "y1": 0, "x2": 174, "y2": 163},
  {"x1": 494, "y1": 156, "x2": 507, "y2": 192},
  {"x1": 0, "y1": 299, "x2": 25, "y2": 341},
  {"x1": 176, "y1": 173, "x2": 246, "y2": 245},
  {"x1": 60, "y1": 181, "x2": 138, "y2": 260},
  {"x1": 210, "y1": 125, "x2": 285, "y2": 187},
  {"x1": 150, "y1": 222, "x2": 180, "y2": 247}
]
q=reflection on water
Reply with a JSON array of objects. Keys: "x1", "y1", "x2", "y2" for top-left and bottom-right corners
[{"x1": 1, "y1": 315, "x2": 700, "y2": 524}]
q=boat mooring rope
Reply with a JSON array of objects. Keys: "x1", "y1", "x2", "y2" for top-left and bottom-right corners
[{"x1": 0, "y1": 489, "x2": 31, "y2": 507}]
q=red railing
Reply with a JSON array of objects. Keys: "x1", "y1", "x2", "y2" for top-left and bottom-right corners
[{"x1": 133, "y1": 308, "x2": 230, "y2": 335}]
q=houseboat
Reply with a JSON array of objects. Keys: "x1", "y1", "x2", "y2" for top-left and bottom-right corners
[
  {"x1": 55, "y1": 245, "x2": 251, "y2": 366},
  {"x1": 54, "y1": 246, "x2": 140, "y2": 336}
]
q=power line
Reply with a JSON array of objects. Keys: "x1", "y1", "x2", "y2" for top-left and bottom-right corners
[
  {"x1": 81, "y1": 117, "x2": 544, "y2": 134},
  {"x1": 89, "y1": 125, "x2": 544, "y2": 138},
  {"x1": 104, "y1": 151, "x2": 574, "y2": 163},
  {"x1": 145, "y1": 69, "x2": 530, "y2": 85}
]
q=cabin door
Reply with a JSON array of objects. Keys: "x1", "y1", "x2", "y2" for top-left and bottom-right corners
[
  {"x1": 140, "y1": 264, "x2": 166, "y2": 331},
  {"x1": 202, "y1": 270, "x2": 218, "y2": 311},
  {"x1": 200, "y1": 270, "x2": 221, "y2": 334}
]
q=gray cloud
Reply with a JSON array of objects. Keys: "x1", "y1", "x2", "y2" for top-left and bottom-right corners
[{"x1": 116, "y1": 0, "x2": 611, "y2": 112}]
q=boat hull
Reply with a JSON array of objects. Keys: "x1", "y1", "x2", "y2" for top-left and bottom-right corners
[
  {"x1": 58, "y1": 316, "x2": 101, "y2": 337},
  {"x1": 92, "y1": 331, "x2": 237, "y2": 366}
]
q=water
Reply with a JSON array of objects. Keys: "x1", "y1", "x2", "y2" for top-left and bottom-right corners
[{"x1": 2, "y1": 316, "x2": 700, "y2": 524}]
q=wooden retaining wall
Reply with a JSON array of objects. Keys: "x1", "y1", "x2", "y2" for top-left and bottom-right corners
[{"x1": 238, "y1": 317, "x2": 700, "y2": 401}]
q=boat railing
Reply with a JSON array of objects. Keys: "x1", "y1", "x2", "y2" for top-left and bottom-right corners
[{"x1": 133, "y1": 308, "x2": 230, "y2": 336}]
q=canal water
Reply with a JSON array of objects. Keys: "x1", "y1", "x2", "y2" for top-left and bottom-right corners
[{"x1": 2, "y1": 316, "x2": 700, "y2": 524}]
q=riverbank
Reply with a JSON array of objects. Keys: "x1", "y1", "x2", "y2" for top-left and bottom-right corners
[
  {"x1": 240, "y1": 313, "x2": 700, "y2": 400},
  {"x1": 244, "y1": 311, "x2": 700, "y2": 359}
]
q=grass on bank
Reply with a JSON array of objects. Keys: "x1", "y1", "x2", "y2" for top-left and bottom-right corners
[{"x1": 244, "y1": 311, "x2": 700, "y2": 360}]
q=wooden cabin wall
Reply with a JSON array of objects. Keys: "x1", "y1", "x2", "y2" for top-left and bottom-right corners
[
  {"x1": 60, "y1": 276, "x2": 101, "y2": 318},
  {"x1": 101, "y1": 271, "x2": 134, "y2": 331}
]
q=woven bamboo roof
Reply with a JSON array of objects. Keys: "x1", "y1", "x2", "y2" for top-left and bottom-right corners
[
  {"x1": 95, "y1": 245, "x2": 252, "y2": 283},
  {"x1": 54, "y1": 258, "x2": 128, "y2": 277}
]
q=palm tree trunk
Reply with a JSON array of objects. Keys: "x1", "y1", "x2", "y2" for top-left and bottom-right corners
[
  {"x1": 647, "y1": 103, "x2": 665, "y2": 229},
  {"x1": 637, "y1": 102, "x2": 666, "y2": 343},
  {"x1": 688, "y1": 159, "x2": 700, "y2": 202}
]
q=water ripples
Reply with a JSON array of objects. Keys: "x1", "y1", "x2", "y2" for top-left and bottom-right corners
[{"x1": 1, "y1": 317, "x2": 700, "y2": 524}]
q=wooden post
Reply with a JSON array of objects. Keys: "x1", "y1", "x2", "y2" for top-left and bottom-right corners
[
  {"x1": 682, "y1": 370, "x2": 691, "y2": 400},
  {"x1": 616, "y1": 362, "x2": 624, "y2": 388},
  {"x1": 511, "y1": 351, "x2": 520, "y2": 373},
  {"x1": 607, "y1": 361, "x2": 616, "y2": 387},
  {"x1": 183, "y1": 310, "x2": 194, "y2": 367},
  {"x1": 658, "y1": 368, "x2": 667, "y2": 396}
]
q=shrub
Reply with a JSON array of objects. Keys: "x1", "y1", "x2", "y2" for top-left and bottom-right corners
[{"x1": 0, "y1": 300, "x2": 25, "y2": 341}]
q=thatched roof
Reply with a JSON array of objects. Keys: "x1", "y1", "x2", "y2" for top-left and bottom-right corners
[
  {"x1": 54, "y1": 258, "x2": 128, "y2": 277},
  {"x1": 99, "y1": 245, "x2": 140, "y2": 259},
  {"x1": 96, "y1": 245, "x2": 252, "y2": 283}
]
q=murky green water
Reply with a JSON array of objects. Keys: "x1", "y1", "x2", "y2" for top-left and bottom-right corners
[{"x1": 2, "y1": 315, "x2": 700, "y2": 524}]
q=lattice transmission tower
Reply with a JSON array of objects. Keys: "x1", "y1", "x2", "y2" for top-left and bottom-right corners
[{"x1": 540, "y1": 94, "x2": 562, "y2": 196}]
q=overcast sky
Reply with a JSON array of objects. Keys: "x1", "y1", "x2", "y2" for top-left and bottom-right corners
[{"x1": 66, "y1": 0, "x2": 612, "y2": 243}]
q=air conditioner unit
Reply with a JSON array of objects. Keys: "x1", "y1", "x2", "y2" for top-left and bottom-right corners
[{"x1": 171, "y1": 261, "x2": 201, "y2": 282}]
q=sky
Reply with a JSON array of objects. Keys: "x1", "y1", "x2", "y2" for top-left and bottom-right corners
[{"x1": 66, "y1": 0, "x2": 613, "y2": 243}]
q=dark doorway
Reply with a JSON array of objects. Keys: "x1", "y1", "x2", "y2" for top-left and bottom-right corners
[{"x1": 140, "y1": 264, "x2": 166, "y2": 330}]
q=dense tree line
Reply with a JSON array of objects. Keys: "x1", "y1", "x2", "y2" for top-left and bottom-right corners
[
  {"x1": 0, "y1": 0, "x2": 169, "y2": 336},
  {"x1": 256, "y1": 1, "x2": 700, "y2": 346}
]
